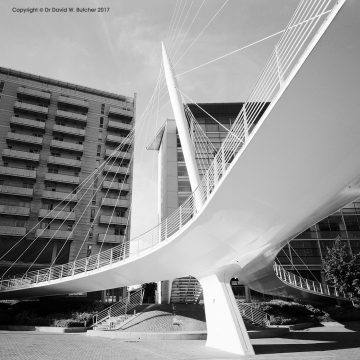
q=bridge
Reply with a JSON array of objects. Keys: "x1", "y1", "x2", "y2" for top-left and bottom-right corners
[{"x1": 1, "y1": 0, "x2": 360, "y2": 355}]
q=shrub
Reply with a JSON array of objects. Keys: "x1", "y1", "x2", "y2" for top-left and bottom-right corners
[
  {"x1": 53, "y1": 319, "x2": 85, "y2": 328},
  {"x1": 252, "y1": 300, "x2": 328, "y2": 325}
]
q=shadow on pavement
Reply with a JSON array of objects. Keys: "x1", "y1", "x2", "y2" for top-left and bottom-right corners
[{"x1": 253, "y1": 327, "x2": 360, "y2": 355}]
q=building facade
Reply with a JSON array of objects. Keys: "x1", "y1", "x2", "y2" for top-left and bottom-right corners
[
  {"x1": 150, "y1": 102, "x2": 360, "y2": 302},
  {"x1": 0, "y1": 67, "x2": 135, "y2": 301}
]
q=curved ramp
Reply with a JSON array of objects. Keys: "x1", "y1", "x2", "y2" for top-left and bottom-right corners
[{"x1": 1, "y1": 1, "x2": 360, "y2": 301}]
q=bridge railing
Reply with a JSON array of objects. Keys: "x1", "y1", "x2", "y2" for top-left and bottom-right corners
[
  {"x1": 236, "y1": 300, "x2": 270, "y2": 327},
  {"x1": 92, "y1": 288, "x2": 144, "y2": 329},
  {"x1": 273, "y1": 262, "x2": 347, "y2": 299},
  {"x1": 0, "y1": 0, "x2": 343, "y2": 292}
]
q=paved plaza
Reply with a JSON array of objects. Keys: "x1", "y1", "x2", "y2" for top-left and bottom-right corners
[{"x1": 0, "y1": 324, "x2": 360, "y2": 360}]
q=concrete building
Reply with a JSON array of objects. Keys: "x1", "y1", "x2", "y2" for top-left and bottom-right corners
[
  {"x1": 149, "y1": 102, "x2": 360, "y2": 303},
  {"x1": 0, "y1": 67, "x2": 135, "y2": 299}
]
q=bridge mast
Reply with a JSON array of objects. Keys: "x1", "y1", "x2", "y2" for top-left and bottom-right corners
[{"x1": 161, "y1": 42, "x2": 201, "y2": 192}]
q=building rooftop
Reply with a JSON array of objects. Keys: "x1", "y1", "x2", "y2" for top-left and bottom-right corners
[{"x1": 0, "y1": 66, "x2": 133, "y2": 103}]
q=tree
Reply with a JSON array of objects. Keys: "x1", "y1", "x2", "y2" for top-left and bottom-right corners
[{"x1": 322, "y1": 238, "x2": 360, "y2": 305}]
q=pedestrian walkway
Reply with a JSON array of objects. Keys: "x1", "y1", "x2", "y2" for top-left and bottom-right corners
[{"x1": 0, "y1": 323, "x2": 359, "y2": 360}]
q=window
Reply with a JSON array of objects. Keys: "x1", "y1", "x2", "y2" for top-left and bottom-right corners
[
  {"x1": 90, "y1": 208, "x2": 95, "y2": 221},
  {"x1": 0, "y1": 81, "x2": 4, "y2": 92},
  {"x1": 97, "y1": 144, "x2": 101, "y2": 157},
  {"x1": 101, "y1": 104, "x2": 105, "y2": 115},
  {"x1": 100, "y1": 117, "x2": 104, "y2": 128},
  {"x1": 48, "y1": 167, "x2": 58, "y2": 174},
  {"x1": 26, "y1": 165, "x2": 35, "y2": 171}
]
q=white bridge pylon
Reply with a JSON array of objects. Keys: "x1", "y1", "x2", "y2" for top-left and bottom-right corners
[
  {"x1": 1, "y1": 0, "x2": 360, "y2": 355},
  {"x1": 162, "y1": 43, "x2": 253, "y2": 354}
]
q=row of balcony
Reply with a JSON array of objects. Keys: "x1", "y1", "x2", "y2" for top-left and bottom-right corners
[
  {"x1": 103, "y1": 164, "x2": 129, "y2": 175},
  {"x1": 107, "y1": 120, "x2": 132, "y2": 132},
  {"x1": 0, "y1": 165, "x2": 132, "y2": 188},
  {"x1": 14, "y1": 101, "x2": 48, "y2": 115},
  {"x1": 50, "y1": 139, "x2": 83, "y2": 152},
  {"x1": 10, "y1": 116, "x2": 46, "y2": 130},
  {"x1": 108, "y1": 106, "x2": 134, "y2": 118},
  {"x1": 2, "y1": 149, "x2": 39, "y2": 162},
  {"x1": 7, "y1": 132, "x2": 43, "y2": 146},
  {"x1": 56, "y1": 109, "x2": 87, "y2": 123},
  {"x1": 0, "y1": 225, "x2": 125, "y2": 244},
  {"x1": 18, "y1": 87, "x2": 51, "y2": 101},
  {"x1": 0, "y1": 204, "x2": 30, "y2": 217},
  {"x1": 106, "y1": 134, "x2": 132, "y2": 145},
  {"x1": 0, "y1": 165, "x2": 36, "y2": 179},
  {"x1": 58, "y1": 95, "x2": 88, "y2": 109},
  {"x1": 0, "y1": 182, "x2": 129, "y2": 206},
  {"x1": 0, "y1": 184, "x2": 33, "y2": 197},
  {"x1": 105, "y1": 148, "x2": 131, "y2": 160},
  {"x1": 53, "y1": 124, "x2": 85, "y2": 138}
]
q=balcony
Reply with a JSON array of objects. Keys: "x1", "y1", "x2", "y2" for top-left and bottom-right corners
[
  {"x1": 0, "y1": 204, "x2": 30, "y2": 217},
  {"x1": 14, "y1": 101, "x2": 48, "y2": 115},
  {"x1": 2, "y1": 149, "x2": 40, "y2": 162},
  {"x1": 0, "y1": 185, "x2": 33, "y2": 197},
  {"x1": 10, "y1": 116, "x2": 46, "y2": 130},
  {"x1": 0, "y1": 226, "x2": 26, "y2": 236},
  {"x1": 97, "y1": 233, "x2": 125, "y2": 244},
  {"x1": 35, "y1": 229, "x2": 74, "y2": 240},
  {"x1": 106, "y1": 134, "x2": 132, "y2": 145},
  {"x1": 0, "y1": 166, "x2": 36, "y2": 179},
  {"x1": 107, "y1": 120, "x2": 132, "y2": 132},
  {"x1": 18, "y1": 87, "x2": 51, "y2": 101},
  {"x1": 105, "y1": 148, "x2": 131, "y2": 160},
  {"x1": 42, "y1": 190, "x2": 77, "y2": 202},
  {"x1": 102, "y1": 181, "x2": 130, "y2": 191},
  {"x1": 38, "y1": 209, "x2": 75, "y2": 221},
  {"x1": 99, "y1": 215, "x2": 127, "y2": 225},
  {"x1": 58, "y1": 95, "x2": 88, "y2": 109},
  {"x1": 45, "y1": 173, "x2": 79, "y2": 185},
  {"x1": 103, "y1": 164, "x2": 129, "y2": 175},
  {"x1": 48, "y1": 155, "x2": 81, "y2": 168},
  {"x1": 7, "y1": 132, "x2": 43, "y2": 145},
  {"x1": 50, "y1": 139, "x2": 83, "y2": 152},
  {"x1": 56, "y1": 109, "x2": 87, "y2": 123},
  {"x1": 108, "y1": 106, "x2": 134, "y2": 118},
  {"x1": 101, "y1": 198, "x2": 129, "y2": 207},
  {"x1": 53, "y1": 124, "x2": 85, "y2": 138}
]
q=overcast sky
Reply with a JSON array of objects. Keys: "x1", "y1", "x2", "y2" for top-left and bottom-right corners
[{"x1": 0, "y1": 0, "x2": 298, "y2": 236}]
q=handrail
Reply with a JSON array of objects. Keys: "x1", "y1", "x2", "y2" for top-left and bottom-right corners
[
  {"x1": 273, "y1": 262, "x2": 347, "y2": 299},
  {"x1": 92, "y1": 288, "x2": 144, "y2": 328},
  {"x1": 0, "y1": 0, "x2": 344, "y2": 293},
  {"x1": 236, "y1": 301, "x2": 270, "y2": 327}
]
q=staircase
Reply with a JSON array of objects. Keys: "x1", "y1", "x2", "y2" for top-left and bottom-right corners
[
  {"x1": 170, "y1": 276, "x2": 202, "y2": 304},
  {"x1": 273, "y1": 262, "x2": 348, "y2": 300},
  {"x1": 92, "y1": 288, "x2": 144, "y2": 330},
  {"x1": 236, "y1": 301, "x2": 270, "y2": 328}
]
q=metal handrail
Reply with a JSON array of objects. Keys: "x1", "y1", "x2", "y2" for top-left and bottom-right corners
[
  {"x1": 92, "y1": 288, "x2": 144, "y2": 328},
  {"x1": 273, "y1": 262, "x2": 347, "y2": 299},
  {"x1": 236, "y1": 301, "x2": 270, "y2": 327},
  {"x1": 0, "y1": 0, "x2": 344, "y2": 292}
]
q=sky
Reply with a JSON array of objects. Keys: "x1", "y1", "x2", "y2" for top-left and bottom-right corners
[{"x1": 0, "y1": 0, "x2": 299, "y2": 237}]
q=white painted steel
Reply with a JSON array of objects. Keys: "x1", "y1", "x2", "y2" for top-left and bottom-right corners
[
  {"x1": 162, "y1": 42, "x2": 201, "y2": 193},
  {"x1": 1, "y1": 0, "x2": 357, "y2": 302}
]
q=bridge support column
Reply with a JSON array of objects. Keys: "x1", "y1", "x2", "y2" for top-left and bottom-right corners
[{"x1": 199, "y1": 273, "x2": 254, "y2": 355}]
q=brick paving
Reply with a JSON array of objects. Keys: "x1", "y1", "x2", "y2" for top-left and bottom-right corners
[{"x1": 0, "y1": 324, "x2": 360, "y2": 360}]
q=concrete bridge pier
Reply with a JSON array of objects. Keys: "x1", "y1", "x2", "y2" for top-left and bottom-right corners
[{"x1": 199, "y1": 270, "x2": 254, "y2": 355}]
